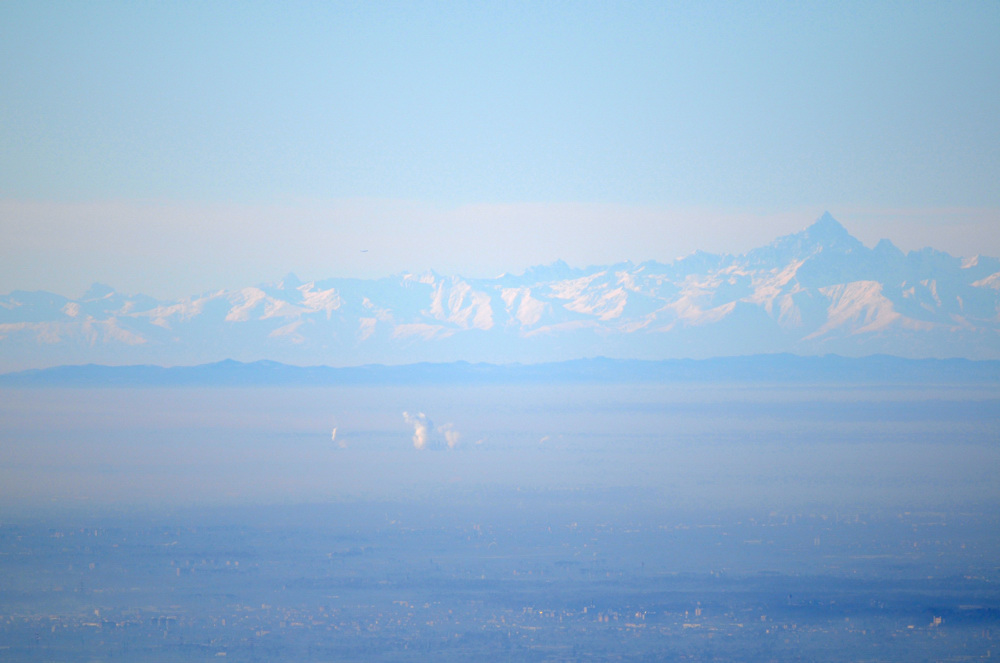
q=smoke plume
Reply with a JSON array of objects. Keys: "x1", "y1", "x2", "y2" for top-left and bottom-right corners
[
  {"x1": 331, "y1": 426, "x2": 347, "y2": 449},
  {"x1": 402, "y1": 411, "x2": 432, "y2": 450},
  {"x1": 402, "y1": 412, "x2": 462, "y2": 450}
]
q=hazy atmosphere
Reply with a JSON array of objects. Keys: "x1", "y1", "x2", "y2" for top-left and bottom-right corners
[
  {"x1": 2, "y1": 2, "x2": 999, "y2": 297},
  {"x1": 3, "y1": 3, "x2": 999, "y2": 661}
]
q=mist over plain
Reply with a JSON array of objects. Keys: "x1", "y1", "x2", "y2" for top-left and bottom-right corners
[{"x1": 3, "y1": 379, "x2": 996, "y2": 512}]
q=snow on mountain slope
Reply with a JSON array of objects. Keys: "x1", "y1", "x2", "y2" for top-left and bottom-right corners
[
  {"x1": 297, "y1": 282, "x2": 343, "y2": 318},
  {"x1": 2, "y1": 213, "x2": 999, "y2": 370},
  {"x1": 973, "y1": 272, "x2": 1000, "y2": 290},
  {"x1": 549, "y1": 271, "x2": 630, "y2": 321},
  {"x1": 806, "y1": 281, "x2": 934, "y2": 340},
  {"x1": 426, "y1": 277, "x2": 493, "y2": 330},
  {"x1": 501, "y1": 288, "x2": 548, "y2": 328}
]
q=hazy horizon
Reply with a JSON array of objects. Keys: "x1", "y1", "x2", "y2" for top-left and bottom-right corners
[
  {"x1": 3, "y1": 5, "x2": 999, "y2": 660},
  {"x1": 3, "y1": 3, "x2": 999, "y2": 298}
]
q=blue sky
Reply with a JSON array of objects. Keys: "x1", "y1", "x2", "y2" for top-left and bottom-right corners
[{"x1": 2, "y1": 1, "x2": 998, "y2": 298}]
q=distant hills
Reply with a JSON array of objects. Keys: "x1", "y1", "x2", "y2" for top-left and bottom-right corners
[
  {"x1": 2, "y1": 212, "x2": 999, "y2": 371},
  {"x1": 2, "y1": 355, "x2": 998, "y2": 387}
]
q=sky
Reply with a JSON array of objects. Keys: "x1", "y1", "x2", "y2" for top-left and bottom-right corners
[{"x1": 2, "y1": 1, "x2": 998, "y2": 299}]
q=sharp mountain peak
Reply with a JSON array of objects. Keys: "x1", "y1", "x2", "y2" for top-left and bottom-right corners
[{"x1": 2, "y1": 212, "x2": 999, "y2": 371}]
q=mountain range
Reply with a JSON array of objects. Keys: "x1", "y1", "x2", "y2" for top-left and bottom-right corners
[
  {"x1": 2, "y1": 213, "x2": 999, "y2": 371},
  {"x1": 3, "y1": 355, "x2": 998, "y2": 388}
]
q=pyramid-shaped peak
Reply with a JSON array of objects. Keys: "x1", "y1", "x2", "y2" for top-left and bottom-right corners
[
  {"x1": 278, "y1": 272, "x2": 303, "y2": 289},
  {"x1": 806, "y1": 212, "x2": 849, "y2": 237},
  {"x1": 745, "y1": 212, "x2": 863, "y2": 264},
  {"x1": 873, "y1": 237, "x2": 904, "y2": 257},
  {"x1": 797, "y1": 212, "x2": 863, "y2": 250}
]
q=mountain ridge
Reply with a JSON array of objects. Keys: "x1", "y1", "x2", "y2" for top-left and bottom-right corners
[
  {"x1": 2, "y1": 213, "x2": 999, "y2": 370},
  {"x1": 3, "y1": 355, "x2": 998, "y2": 387}
]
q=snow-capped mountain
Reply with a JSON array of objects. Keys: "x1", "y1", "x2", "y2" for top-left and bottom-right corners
[{"x1": 3, "y1": 213, "x2": 999, "y2": 370}]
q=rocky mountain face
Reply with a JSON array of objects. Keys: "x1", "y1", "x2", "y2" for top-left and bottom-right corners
[{"x1": 2, "y1": 213, "x2": 999, "y2": 370}]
